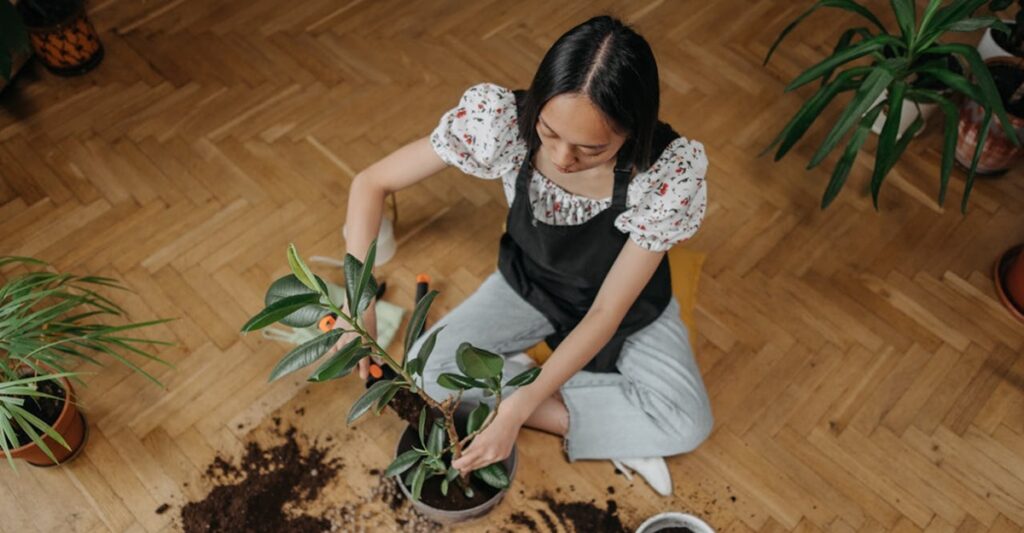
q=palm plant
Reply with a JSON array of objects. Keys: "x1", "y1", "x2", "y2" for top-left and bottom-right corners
[
  {"x1": 0, "y1": 257, "x2": 173, "y2": 467},
  {"x1": 0, "y1": 0, "x2": 30, "y2": 83},
  {"x1": 243, "y1": 242, "x2": 540, "y2": 501},
  {"x1": 763, "y1": 0, "x2": 1020, "y2": 212}
]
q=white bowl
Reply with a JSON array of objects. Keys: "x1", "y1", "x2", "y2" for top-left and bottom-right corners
[{"x1": 635, "y1": 512, "x2": 715, "y2": 533}]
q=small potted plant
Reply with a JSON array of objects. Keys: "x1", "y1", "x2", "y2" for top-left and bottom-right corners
[
  {"x1": 0, "y1": 0, "x2": 31, "y2": 89},
  {"x1": 763, "y1": 0, "x2": 1019, "y2": 212},
  {"x1": 978, "y1": 0, "x2": 1023, "y2": 59},
  {"x1": 955, "y1": 56, "x2": 1024, "y2": 173},
  {"x1": 242, "y1": 242, "x2": 541, "y2": 524},
  {"x1": 0, "y1": 256, "x2": 173, "y2": 467},
  {"x1": 16, "y1": 0, "x2": 103, "y2": 76}
]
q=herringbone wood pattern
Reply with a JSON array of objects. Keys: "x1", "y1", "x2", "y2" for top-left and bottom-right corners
[{"x1": 1, "y1": 1, "x2": 1023, "y2": 531}]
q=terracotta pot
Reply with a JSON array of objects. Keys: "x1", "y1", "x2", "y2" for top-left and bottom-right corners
[
  {"x1": 8, "y1": 375, "x2": 88, "y2": 466},
  {"x1": 19, "y1": 1, "x2": 103, "y2": 77},
  {"x1": 995, "y1": 243, "x2": 1024, "y2": 324},
  {"x1": 955, "y1": 58, "x2": 1024, "y2": 175}
]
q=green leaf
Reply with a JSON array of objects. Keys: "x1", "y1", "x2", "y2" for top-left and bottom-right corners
[
  {"x1": 347, "y1": 379, "x2": 394, "y2": 425},
  {"x1": 947, "y1": 16, "x2": 1009, "y2": 32},
  {"x1": 910, "y1": 67, "x2": 983, "y2": 101},
  {"x1": 764, "y1": 0, "x2": 889, "y2": 66},
  {"x1": 870, "y1": 81, "x2": 908, "y2": 207},
  {"x1": 411, "y1": 463, "x2": 427, "y2": 501},
  {"x1": 375, "y1": 382, "x2": 401, "y2": 414},
  {"x1": 268, "y1": 329, "x2": 345, "y2": 382},
  {"x1": 385, "y1": 449, "x2": 423, "y2": 477},
  {"x1": 821, "y1": 103, "x2": 885, "y2": 209},
  {"x1": 784, "y1": 36, "x2": 898, "y2": 92},
  {"x1": 437, "y1": 372, "x2": 487, "y2": 390},
  {"x1": 963, "y1": 107, "x2": 993, "y2": 213},
  {"x1": 241, "y1": 293, "x2": 323, "y2": 332},
  {"x1": 427, "y1": 422, "x2": 445, "y2": 456},
  {"x1": 890, "y1": 0, "x2": 916, "y2": 44},
  {"x1": 473, "y1": 462, "x2": 510, "y2": 490},
  {"x1": 455, "y1": 343, "x2": 504, "y2": 380},
  {"x1": 911, "y1": 89, "x2": 959, "y2": 206},
  {"x1": 763, "y1": 67, "x2": 872, "y2": 160},
  {"x1": 287, "y1": 244, "x2": 320, "y2": 293},
  {"x1": 505, "y1": 367, "x2": 541, "y2": 388},
  {"x1": 466, "y1": 403, "x2": 490, "y2": 435},
  {"x1": 405, "y1": 357, "x2": 423, "y2": 377},
  {"x1": 418, "y1": 406, "x2": 427, "y2": 445},
  {"x1": 808, "y1": 65, "x2": 896, "y2": 169},
  {"x1": 264, "y1": 275, "x2": 330, "y2": 328},
  {"x1": 411, "y1": 325, "x2": 444, "y2": 375},
  {"x1": 441, "y1": 478, "x2": 450, "y2": 496},
  {"x1": 403, "y1": 290, "x2": 438, "y2": 357},
  {"x1": 821, "y1": 28, "x2": 875, "y2": 87},
  {"x1": 306, "y1": 340, "x2": 367, "y2": 382},
  {"x1": 353, "y1": 240, "x2": 377, "y2": 316}
]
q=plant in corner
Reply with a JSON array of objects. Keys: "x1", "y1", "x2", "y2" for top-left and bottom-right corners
[
  {"x1": 763, "y1": 0, "x2": 1020, "y2": 212},
  {"x1": 241, "y1": 241, "x2": 541, "y2": 523},
  {"x1": 0, "y1": 257, "x2": 173, "y2": 468}
]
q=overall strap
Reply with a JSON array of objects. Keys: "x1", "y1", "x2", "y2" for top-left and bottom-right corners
[{"x1": 611, "y1": 145, "x2": 633, "y2": 209}]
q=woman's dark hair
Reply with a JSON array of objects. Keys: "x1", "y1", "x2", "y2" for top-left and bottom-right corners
[{"x1": 516, "y1": 16, "x2": 670, "y2": 172}]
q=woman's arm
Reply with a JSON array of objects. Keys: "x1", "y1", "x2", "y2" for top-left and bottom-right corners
[
  {"x1": 504, "y1": 240, "x2": 667, "y2": 422},
  {"x1": 333, "y1": 136, "x2": 449, "y2": 378}
]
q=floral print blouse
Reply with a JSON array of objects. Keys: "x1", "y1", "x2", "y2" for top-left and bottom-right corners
[{"x1": 429, "y1": 83, "x2": 708, "y2": 252}]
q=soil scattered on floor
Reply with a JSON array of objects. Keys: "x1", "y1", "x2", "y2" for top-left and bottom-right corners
[
  {"x1": 155, "y1": 503, "x2": 170, "y2": 515},
  {"x1": 538, "y1": 492, "x2": 628, "y2": 533},
  {"x1": 181, "y1": 421, "x2": 342, "y2": 533}
]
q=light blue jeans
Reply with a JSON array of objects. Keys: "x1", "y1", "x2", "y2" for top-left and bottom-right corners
[{"x1": 408, "y1": 272, "x2": 714, "y2": 461}]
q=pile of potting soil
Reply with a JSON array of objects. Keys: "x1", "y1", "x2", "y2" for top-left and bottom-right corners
[
  {"x1": 498, "y1": 490, "x2": 628, "y2": 533},
  {"x1": 180, "y1": 420, "x2": 342, "y2": 532},
  {"x1": 173, "y1": 417, "x2": 442, "y2": 532}
]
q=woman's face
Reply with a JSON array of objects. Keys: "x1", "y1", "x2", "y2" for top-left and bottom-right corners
[{"x1": 537, "y1": 93, "x2": 628, "y2": 174}]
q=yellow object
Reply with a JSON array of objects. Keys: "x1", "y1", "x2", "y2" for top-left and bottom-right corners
[{"x1": 526, "y1": 246, "x2": 705, "y2": 365}]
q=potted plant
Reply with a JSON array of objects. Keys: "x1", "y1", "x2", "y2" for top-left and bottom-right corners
[
  {"x1": 0, "y1": 256, "x2": 173, "y2": 467},
  {"x1": 241, "y1": 242, "x2": 541, "y2": 524},
  {"x1": 0, "y1": 0, "x2": 31, "y2": 89},
  {"x1": 978, "y1": 0, "x2": 1023, "y2": 59},
  {"x1": 955, "y1": 56, "x2": 1024, "y2": 173},
  {"x1": 763, "y1": 0, "x2": 1019, "y2": 212},
  {"x1": 16, "y1": 0, "x2": 103, "y2": 76}
]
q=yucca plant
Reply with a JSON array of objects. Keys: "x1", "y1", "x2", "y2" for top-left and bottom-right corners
[
  {"x1": 242, "y1": 242, "x2": 540, "y2": 501},
  {"x1": 763, "y1": 0, "x2": 1020, "y2": 212},
  {"x1": 0, "y1": 257, "x2": 173, "y2": 467},
  {"x1": 0, "y1": 0, "x2": 30, "y2": 82}
]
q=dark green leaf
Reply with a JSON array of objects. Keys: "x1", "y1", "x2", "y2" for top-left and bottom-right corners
[
  {"x1": 403, "y1": 290, "x2": 438, "y2": 357},
  {"x1": 785, "y1": 36, "x2": 899, "y2": 92},
  {"x1": 927, "y1": 43, "x2": 1019, "y2": 146},
  {"x1": 306, "y1": 339, "x2": 367, "y2": 382},
  {"x1": 411, "y1": 463, "x2": 427, "y2": 501},
  {"x1": 347, "y1": 379, "x2": 394, "y2": 425},
  {"x1": 947, "y1": 16, "x2": 1009, "y2": 32},
  {"x1": 890, "y1": 0, "x2": 915, "y2": 43},
  {"x1": 241, "y1": 293, "x2": 322, "y2": 332},
  {"x1": 871, "y1": 81, "x2": 908, "y2": 208},
  {"x1": 375, "y1": 382, "x2": 401, "y2": 415},
  {"x1": 437, "y1": 373, "x2": 487, "y2": 390},
  {"x1": 809, "y1": 65, "x2": 895, "y2": 169},
  {"x1": 911, "y1": 89, "x2": 959, "y2": 206},
  {"x1": 268, "y1": 329, "x2": 346, "y2": 382},
  {"x1": 963, "y1": 107, "x2": 993, "y2": 213},
  {"x1": 353, "y1": 240, "x2": 377, "y2": 315},
  {"x1": 456, "y1": 343, "x2": 504, "y2": 379},
  {"x1": 418, "y1": 407, "x2": 427, "y2": 445},
  {"x1": 405, "y1": 357, "x2": 423, "y2": 377},
  {"x1": 473, "y1": 462, "x2": 510, "y2": 490},
  {"x1": 441, "y1": 478, "x2": 450, "y2": 496},
  {"x1": 427, "y1": 422, "x2": 445, "y2": 456},
  {"x1": 411, "y1": 326, "x2": 444, "y2": 374},
  {"x1": 287, "y1": 244, "x2": 320, "y2": 293},
  {"x1": 764, "y1": 0, "x2": 889, "y2": 66},
  {"x1": 821, "y1": 28, "x2": 875, "y2": 87},
  {"x1": 821, "y1": 103, "x2": 885, "y2": 209},
  {"x1": 466, "y1": 403, "x2": 490, "y2": 435},
  {"x1": 505, "y1": 367, "x2": 541, "y2": 388},
  {"x1": 385, "y1": 449, "x2": 423, "y2": 477},
  {"x1": 264, "y1": 275, "x2": 329, "y2": 328}
]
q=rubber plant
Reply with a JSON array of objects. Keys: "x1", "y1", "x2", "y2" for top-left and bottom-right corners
[
  {"x1": 0, "y1": 0, "x2": 31, "y2": 82},
  {"x1": 0, "y1": 256, "x2": 173, "y2": 467},
  {"x1": 763, "y1": 0, "x2": 1019, "y2": 212},
  {"x1": 242, "y1": 241, "x2": 540, "y2": 501}
]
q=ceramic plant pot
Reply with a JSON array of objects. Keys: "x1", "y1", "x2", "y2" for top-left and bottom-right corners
[
  {"x1": 635, "y1": 511, "x2": 716, "y2": 533},
  {"x1": 994, "y1": 243, "x2": 1024, "y2": 324},
  {"x1": 392, "y1": 421, "x2": 517, "y2": 524},
  {"x1": 8, "y1": 375, "x2": 88, "y2": 466}
]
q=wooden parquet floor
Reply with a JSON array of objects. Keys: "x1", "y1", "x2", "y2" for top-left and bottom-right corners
[{"x1": 2, "y1": 1, "x2": 1023, "y2": 531}]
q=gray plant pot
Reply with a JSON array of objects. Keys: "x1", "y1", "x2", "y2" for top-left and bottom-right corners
[
  {"x1": 636, "y1": 512, "x2": 716, "y2": 533},
  {"x1": 393, "y1": 422, "x2": 518, "y2": 525}
]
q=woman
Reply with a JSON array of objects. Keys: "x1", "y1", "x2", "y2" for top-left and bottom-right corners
[{"x1": 337, "y1": 15, "x2": 712, "y2": 496}]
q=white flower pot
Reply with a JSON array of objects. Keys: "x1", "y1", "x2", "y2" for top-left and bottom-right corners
[
  {"x1": 977, "y1": 21, "x2": 1016, "y2": 61},
  {"x1": 870, "y1": 89, "x2": 937, "y2": 137},
  {"x1": 635, "y1": 512, "x2": 715, "y2": 533}
]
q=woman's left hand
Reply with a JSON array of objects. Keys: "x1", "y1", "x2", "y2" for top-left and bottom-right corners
[{"x1": 450, "y1": 407, "x2": 524, "y2": 475}]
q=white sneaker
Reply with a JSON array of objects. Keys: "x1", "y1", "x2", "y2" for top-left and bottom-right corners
[{"x1": 611, "y1": 457, "x2": 673, "y2": 496}]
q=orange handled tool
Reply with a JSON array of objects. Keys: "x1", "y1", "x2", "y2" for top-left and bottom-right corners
[{"x1": 318, "y1": 313, "x2": 337, "y2": 332}]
